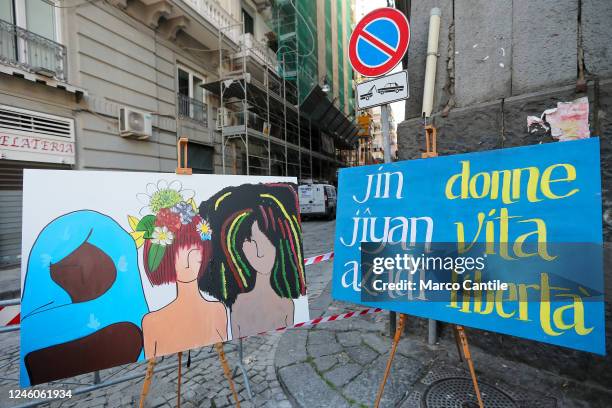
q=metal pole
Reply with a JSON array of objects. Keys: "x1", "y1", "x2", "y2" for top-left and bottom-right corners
[
  {"x1": 381, "y1": 104, "x2": 392, "y2": 163},
  {"x1": 219, "y1": 25, "x2": 226, "y2": 175},
  {"x1": 242, "y1": 22, "x2": 249, "y2": 176},
  {"x1": 266, "y1": 68, "x2": 271, "y2": 175},
  {"x1": 282, "y1": 55, "x2": 288, "y2": 176},
  {"x1": 237, "y1": 338, "x2": 252, "y2": 399},
  {"x1": 0, "y1": 325, "x2": 19, "y2": 333},
  {"x1": 0, "y1": 298, "x2": 19, "y2": 306},
  {"x1": 381, "y1": 103, "x2": 395, "y2": 336}
]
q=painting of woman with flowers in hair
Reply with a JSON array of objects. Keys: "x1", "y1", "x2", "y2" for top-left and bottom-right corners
[
  {"x1": 132, "y1": 180, "x2": 228, "y2": 358},
  {"x1": 20, "y1": 171, "x2": 308, "y2": 386},
  {"x1": 198, "y1": 183, "x2": 308, "y2": 339}
]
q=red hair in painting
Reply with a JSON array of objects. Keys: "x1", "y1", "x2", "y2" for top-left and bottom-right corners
[{"x1": 143, "y1": 215, "x2": 212, "y2": 285}]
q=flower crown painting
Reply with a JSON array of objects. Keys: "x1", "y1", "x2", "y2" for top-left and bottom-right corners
[
  {"x1": 19, "y1": 171, "x2": 308, "y2": 387},
  {"x1": 128, "y1": 180, "x2": 227, "y2": 358}
]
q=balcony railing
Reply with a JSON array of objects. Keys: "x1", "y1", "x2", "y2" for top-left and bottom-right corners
[
  {"x1": 182, "y1": 0, "x2": 240, "y2": 44},
  {"x1": 0, "y1": 19, "x2": 67, "y2": 81},
  {"x1": 177, "y1": 93, "x2": 208, "y2": 126}
]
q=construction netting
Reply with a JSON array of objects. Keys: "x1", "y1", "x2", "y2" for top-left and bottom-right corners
[
  {"x1": 270, "y1": 0, "x2": 354, "y2": 115},
  {"x1": 325, "y1": 1, "x2": 333, "y2": 97},
  {"x1": 345, "y1": 0, "x2": 354, "y2": 116},
  {"x1": 336, "y1": 0, "x2": 345, "y2": 110},
  {"x1": 296, "y1": 0, "x2": 318, "y2": 104}
]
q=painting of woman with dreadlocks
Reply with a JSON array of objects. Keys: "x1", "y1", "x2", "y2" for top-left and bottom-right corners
[
  {"x1": 131, "y1": 180, "x2": 228, "y2": 358},
  {"x1": 198, "y1": 183, "x2": 308, "y2": 339}
]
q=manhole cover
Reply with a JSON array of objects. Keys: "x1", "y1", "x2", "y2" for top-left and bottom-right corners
[{"x1": 423, "y1": 377, "x2": 518, "y2": 408}]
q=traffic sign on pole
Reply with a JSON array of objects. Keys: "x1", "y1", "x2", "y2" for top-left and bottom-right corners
[
  {"x1": 348, "y1": 8, "x2": 410, "y2": 78},
  {"x1": 356, "y1": 70, "x2": 409, "y2": 110}
]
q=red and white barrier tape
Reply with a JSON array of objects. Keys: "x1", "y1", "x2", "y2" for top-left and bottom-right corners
[
  {"x1": 0, "y1": 305, "x2": 20, "y2": 327},
  {"x1": 257, "y1": 307, "x2": 384, "y2": 336},
  {"x1": 303, "y1": 251, "x2": 334, "y2": 266},
  {"x1": 292, "y1": 306, "x2": 383, "y2": 329},
  {"x1": 2, "y1": 251, "x2": 337, "y2": 328}
]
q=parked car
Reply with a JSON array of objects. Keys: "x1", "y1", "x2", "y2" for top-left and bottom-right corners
[
  {"x1": 378, "y1": 82, "x2": 403, "y2": 94},
  {"x1": 298, "y1": 183, "x2": 337, "y2": 220}
]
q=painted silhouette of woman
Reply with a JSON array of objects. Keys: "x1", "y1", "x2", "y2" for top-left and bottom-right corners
[
  {"x1": 198, "y1": 183, "x2": 307, "y2": 339},
  {"x1": 20, "y1": 210, "x2": 149, "y2": 386},
  {"x1": 140, "y1": 197, "x2": 227, "y2": 358}
]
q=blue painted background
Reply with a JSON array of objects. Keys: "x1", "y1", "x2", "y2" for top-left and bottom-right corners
[{"x1": 332, "y1": 138, "x2": 605, "y2": 354}]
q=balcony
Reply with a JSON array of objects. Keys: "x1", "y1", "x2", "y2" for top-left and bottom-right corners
[
  {"x1": 177, "y1": 93, "x2": 208, "y2": 126},
  {"x1": 0, "y1": 19, "x2": 67, "y2": 81},
  {"x1": 181, "y1": 0, "x2": 241, "y2": 43},
  {"x1": 236, "y1": 33, "x2": 277, "y2": 70}
]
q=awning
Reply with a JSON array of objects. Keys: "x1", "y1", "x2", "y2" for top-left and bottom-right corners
[{"x1": 301, "y1": 85, "x2": 358, "y2": 149}]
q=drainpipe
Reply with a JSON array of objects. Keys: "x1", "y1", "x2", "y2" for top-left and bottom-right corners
[
  {"x1": 422, "y1": 7, "x2": 441, "y2": 119},
  {"x1": 422, "y1": 7, "x2": 441, "y2": 346}
]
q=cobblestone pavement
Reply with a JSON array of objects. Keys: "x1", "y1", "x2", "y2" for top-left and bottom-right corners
[
  {"x1": 0, "y1": 220, "x2": 337, "y2": 408},
  {"x1": 275, "y1": 300, "x2": 612, "y2": 408}
]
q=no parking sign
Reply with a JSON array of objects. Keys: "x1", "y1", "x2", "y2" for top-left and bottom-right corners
[{"x1": 348, "y1": 8, "x2": 410, "y2": 77}]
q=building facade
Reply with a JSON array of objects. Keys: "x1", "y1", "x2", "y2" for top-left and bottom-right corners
[
  {"x1": 396, "y1": 0, "x2": 612, "y2": 388},
  {"x1": 0, "y1": 0, "x2": 357, "y2": 268}
]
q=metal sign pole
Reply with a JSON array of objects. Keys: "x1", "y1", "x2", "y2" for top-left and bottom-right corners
[
  {"x1": 381, "y1": 103, "x2": 396, "y2": 336},
  {"x1": 381, "y1": 104, "x2": 392, "y2": 163}
]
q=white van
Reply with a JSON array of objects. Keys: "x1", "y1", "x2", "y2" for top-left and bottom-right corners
[{"x1": 298, "y1": 183, "x2": 337, "y2": 219}]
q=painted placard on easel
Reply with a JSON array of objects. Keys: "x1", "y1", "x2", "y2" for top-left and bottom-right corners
[
  {"x1": 332, "y1": 138, "x2": 605, "y2": 354},
  {"x1": 19, "y1": 172, "x2": 309, "y2": 386}
]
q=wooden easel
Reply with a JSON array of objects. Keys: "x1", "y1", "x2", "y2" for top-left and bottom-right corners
[
  {"x1": 421, "y1": 125, "x2": 438, "y2": 158},
  {"x1": 138, "y1": 138, "x2": 241, "y2": 408},
  {"x1": 374, "y1": 126, "x2": 485, "y2": 408}
]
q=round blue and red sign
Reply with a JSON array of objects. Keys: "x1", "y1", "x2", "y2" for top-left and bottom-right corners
[{"x1": 348, "y1": 8, "x2": 410, "y2": 77}]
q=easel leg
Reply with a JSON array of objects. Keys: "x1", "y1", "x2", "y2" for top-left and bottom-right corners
[
  {"x1": 216, "y1": 342, "x2": 241, "y2": 408},
  {"x1": 139, "y1": 358, "x2": 157, "y2": 408},
  {"x1": 374, "y1": 314, "x2": 407, "y2": 408},
  {"x1": 177, "y1": 352, "x2": 183, "y2": 408},
  {"x1": 452, "y1": 325, "x2": 464, "y2": 362},
  {"x1": 455, "y1": 325, "x2": 484, "y2": 408},
  {"x1": 231, "y1": 339, "x2": 252, "y2": 399}
]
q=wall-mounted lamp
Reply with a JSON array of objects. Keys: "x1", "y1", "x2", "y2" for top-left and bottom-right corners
[{"x1": 321, "y1": 76, "x2": 330, "y2": 93}]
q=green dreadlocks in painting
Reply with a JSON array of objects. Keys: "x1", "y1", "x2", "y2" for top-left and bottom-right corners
[{"x1": 198, "y1": 183, "x2": 306, "y2": 309}]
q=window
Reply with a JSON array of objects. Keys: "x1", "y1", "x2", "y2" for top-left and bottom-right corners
[
  {"x1": 0, "y1": 0, "x2": 64, "y2": 79},
  {"x1": 1, "y1": 0, "x2": 58, "y2": 41},
  {"x1": 242, "y1": 8, "x2": 254, "y2": 35},
  {"x1": 177, "y1": 66, "x2": 207, "y2": 124},
  {"x1": 24, "y1": 0, "x2": 57, "y2": 41},
  {"x1": 187, "y1": 142, "x2": 214, "y2": 174}
]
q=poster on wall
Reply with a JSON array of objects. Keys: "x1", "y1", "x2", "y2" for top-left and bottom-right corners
[
  {"x1": 332, "y1": 138, "x2": 605, "y2": 354},
  {"x1": 20, "y1": 172, "x2": 308, "y2": 386}
]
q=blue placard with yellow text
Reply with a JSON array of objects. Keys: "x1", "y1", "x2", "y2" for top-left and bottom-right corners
[{"x1": 332, "y1": 138, "x2": 605, "y2": 354}]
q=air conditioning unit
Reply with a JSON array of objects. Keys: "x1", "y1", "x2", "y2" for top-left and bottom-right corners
[{"x1": 119, "y1": 107, "x2": 152, "y2": 139}]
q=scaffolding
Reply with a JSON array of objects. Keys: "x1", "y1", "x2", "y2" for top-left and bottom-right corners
[{"x1": 207, "y1": 2, "x2": 357, "y2": 182}]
